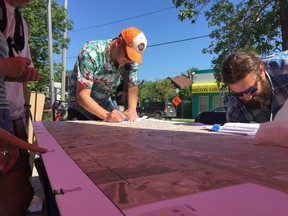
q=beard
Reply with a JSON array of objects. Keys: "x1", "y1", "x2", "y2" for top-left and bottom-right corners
[{"x1": 243, "y1": 78, "x2": 272, "y2": 110}]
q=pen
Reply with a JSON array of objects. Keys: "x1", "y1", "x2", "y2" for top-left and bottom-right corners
[
  {"x1": 112, "y1": 100, "x2": 120, "y2": 110},
  {"x1": 112, "y1": 101, "x2": 128, "y2": 121}
]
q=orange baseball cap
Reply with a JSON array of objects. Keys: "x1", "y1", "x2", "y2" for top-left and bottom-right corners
[{"x1": 121, "y1": 27, "x2": 147, "y2": 64}]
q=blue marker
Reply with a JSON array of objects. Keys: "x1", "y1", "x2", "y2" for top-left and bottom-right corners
[{"x1": 211, "y1": 124, "x2": 221, "y2": 131}]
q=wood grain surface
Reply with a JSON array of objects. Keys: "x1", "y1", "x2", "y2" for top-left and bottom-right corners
[{"x1": 41, "y1": 120, "x2": 288, "y2": 210}]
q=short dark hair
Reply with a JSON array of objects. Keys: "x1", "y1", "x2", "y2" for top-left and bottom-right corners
[{"x1": 221, "y1": 49, "x2": 264, "y2": 84}]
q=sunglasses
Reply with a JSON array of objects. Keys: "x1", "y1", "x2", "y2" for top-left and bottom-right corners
[{"x1": 230, "y1": 78, "x2": 259, "y2": 97}]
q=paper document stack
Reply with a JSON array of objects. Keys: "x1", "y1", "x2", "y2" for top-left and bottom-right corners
[{"x1": 206, "y1": 122, "x2": 260, "y2": 135}]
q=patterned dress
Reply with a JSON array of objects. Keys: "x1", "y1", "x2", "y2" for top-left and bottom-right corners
[{"x1": 68, "y1": 39, "x2": 139, "y2": 120}]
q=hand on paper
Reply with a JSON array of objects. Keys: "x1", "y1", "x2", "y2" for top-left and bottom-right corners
[
  {"x1": 125, "y1": 109, "x2": 138, "y2": 122},
  {"x1": 106, "y1": 109, "x2": 126, "y2": 122}
]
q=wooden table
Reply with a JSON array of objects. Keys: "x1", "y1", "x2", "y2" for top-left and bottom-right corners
[{"x1": 33, "y1": 119, "x2": 288, "y2": 216}]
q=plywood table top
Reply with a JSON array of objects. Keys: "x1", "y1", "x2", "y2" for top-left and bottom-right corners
[{"x1": 35, "y1": 119, "x2": 288, "y2": 212}]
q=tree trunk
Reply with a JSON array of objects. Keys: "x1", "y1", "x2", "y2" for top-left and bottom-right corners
[{"x1": 279, "y1": 0, "x2": 288, "y2": 50}]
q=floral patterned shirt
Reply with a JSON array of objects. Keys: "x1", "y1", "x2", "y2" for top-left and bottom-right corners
[{"x1": 68, "y1": 39, "x2": 139, "y2": 120}]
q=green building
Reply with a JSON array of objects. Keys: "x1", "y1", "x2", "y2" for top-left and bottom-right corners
[{"x1": 191, "y1": 69, "x2": 228, "y2": 118}]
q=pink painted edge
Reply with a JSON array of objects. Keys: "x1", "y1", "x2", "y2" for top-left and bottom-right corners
[{"x1": 33, "y1": 121, "x2": 123, "y2": 216}]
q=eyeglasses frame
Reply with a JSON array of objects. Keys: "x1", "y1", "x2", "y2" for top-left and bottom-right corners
[{"x1": 230, "y1": 76, "x2": 260, "y2": 98}]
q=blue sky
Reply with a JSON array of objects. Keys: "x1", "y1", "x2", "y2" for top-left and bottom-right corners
[{"x1": 55, "y1": 0, "x2": 215, "y2": 81}]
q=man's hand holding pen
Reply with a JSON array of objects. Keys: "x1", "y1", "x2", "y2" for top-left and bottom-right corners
[
  {"x1": 105, "y1": 109, "x2": 125, "y2": 122},
  {"x1": 106, "y1": 101, "x2": 137, "y2": 122}
]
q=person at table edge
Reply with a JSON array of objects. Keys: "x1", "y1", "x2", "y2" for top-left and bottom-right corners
[
  {"x1": 67, "y1": 27, "x2": 147, "y2": 122},
  {"x1": 221, "y1": 49, "x2": 288, "y2": 123}
]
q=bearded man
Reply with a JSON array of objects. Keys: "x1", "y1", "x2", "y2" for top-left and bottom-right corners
[{"x1": 221, "y1": 49, "x2": 288, "y2": 123}]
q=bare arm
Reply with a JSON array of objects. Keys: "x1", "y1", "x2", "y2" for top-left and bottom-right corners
[
  {"x1": 0, "y1": 57, "x2": 30, "y2": 77},
  {"x1": 126, "y1": 85, "x2": 139, "y2": 121},
  {"x1": 76, "y1": 81, "x2": 124, "y2": 122},
  {"x1": 127, "y1": 85, "x2": 138, "y2": 110},
  {"x1": 0, "y1": 128, "x2": 47, "y2": 173},
  {"x1": 4, "y1": 67, "x2": 40, "y2": 82},
  {"x1": 0, "y1": 129, "x2": 47, "y2": 153}
]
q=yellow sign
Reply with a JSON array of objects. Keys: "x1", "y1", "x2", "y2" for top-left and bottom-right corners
[{"x1": 192, "y1": 83, "x2": 228, "y2": 93}]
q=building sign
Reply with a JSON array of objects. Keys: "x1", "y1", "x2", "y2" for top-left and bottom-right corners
[{"x1": 192, "y1": 83, "x2": 228, "y2": 93}]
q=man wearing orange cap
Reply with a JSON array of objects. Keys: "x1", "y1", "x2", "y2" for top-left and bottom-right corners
[{"x1": 68, "y1": 27, "x2": 147, "y2": 122}]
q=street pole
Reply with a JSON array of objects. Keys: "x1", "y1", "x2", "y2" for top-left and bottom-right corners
[
  {"x1": 47, "y1": 0, "x2": 55, "y2": 111},
  {"x1": 61, "y1": 0, "x2": 68, "y2": 101}
]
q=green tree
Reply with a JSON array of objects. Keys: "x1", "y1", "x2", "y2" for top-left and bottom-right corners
[
  {"x1": 173, "y1": 0, "x2": 288, "y2": 83},
  {"x1": 155, "y1": 79, "x2": 177, "y2": 102},
  {"x1": 179, "y1": 86, "x2": 192, "y2": 100},
  {"x1": 138, "y1": 81, "x2": 158, "y2": 104},
  {"x1": 53, "y1": 62, "x2": 63, "y2": 82},
  {"x1": 138, "y1": 79, "x2": 177, "y2": 104},
  {"x1": 181, "y1": 67, "x2": 198, "y2": 81},
  {"x1": 19, "y1": 0, "x2": 73, "y2": 91},
  {"x1": 178, "y1": 67, "x2": 197, "y2": 101}
]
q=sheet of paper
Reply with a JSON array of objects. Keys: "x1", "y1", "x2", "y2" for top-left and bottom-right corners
[
  {"x1": 124, "y1": 183, "x2": 288, "y2": 216},
  {"x1": 204, "y1": 122, "x2": 260, "y2": 135}
]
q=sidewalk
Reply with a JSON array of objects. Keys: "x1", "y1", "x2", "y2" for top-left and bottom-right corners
[{"x1": 26, "y1": 167, "x2": 48, "y2": 216}]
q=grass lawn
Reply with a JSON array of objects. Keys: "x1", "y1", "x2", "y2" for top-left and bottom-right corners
[{"x1": 169, "y1": 118, "x2": 195, "y2": 123}]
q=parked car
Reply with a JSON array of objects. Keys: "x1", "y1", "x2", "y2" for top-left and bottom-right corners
[
  {"x1": 212, "y1": 105, "x2": 228, "y2": 112},
  {"x1": 194, "y1": 105, "x2": 227, "y2": 125},
  {"x1": 137, "y1": 102, "x2": 177, "y2": 119}
]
